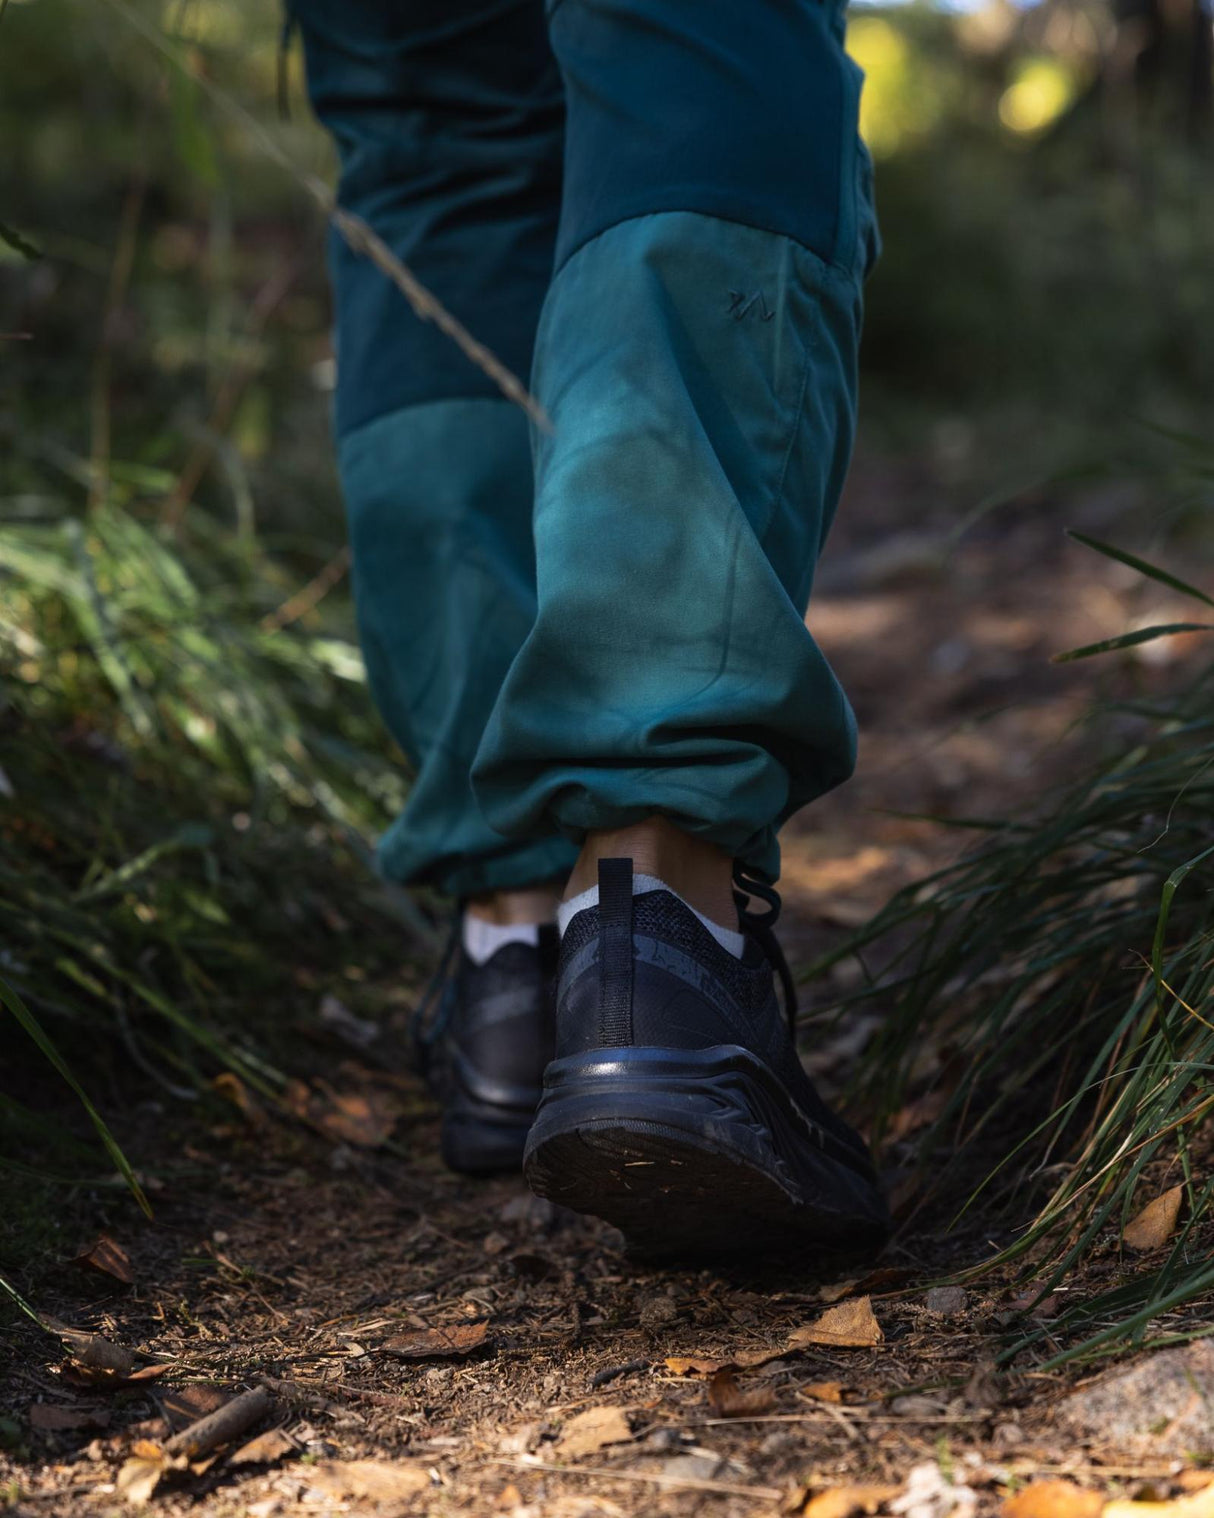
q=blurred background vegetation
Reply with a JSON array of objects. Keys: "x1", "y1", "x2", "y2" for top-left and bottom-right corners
[{"x1": 2, "y1": 0, "x2": 1213, "y2": 1353}]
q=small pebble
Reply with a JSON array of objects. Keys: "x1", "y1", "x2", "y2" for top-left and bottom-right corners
[
  {"x1": 638, "y1": 1294, "x2": 679, "y2": 1328},
  {"x1": 924, "y1": 1285, "x2": 968, "y2": 1316}
]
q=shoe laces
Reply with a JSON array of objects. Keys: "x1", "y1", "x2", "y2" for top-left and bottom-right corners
[
  {"x1": 732, "y1": 863, "x2": 798, "y2": 1035},
  {"x1": 408, "y1": 915, "x2": 459, "y2": 1077}
]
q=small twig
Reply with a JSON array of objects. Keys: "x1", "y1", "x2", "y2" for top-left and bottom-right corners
[
  {"x1": 590, "y1": 1357, "x2": 649, "y2": 1390},
  {"x1": 88, "y1": 167, "x2": 147, "y2": 512},
  {"x1": 1004, "y1": 1462, "x2": 1188, "y2": 1480},
  {"x1": 161, "y1": 255, "x2": 302, "y2": 528},
  {"x1": 816, "y1": 1400, "x2": 863, "y2": 1442},
  {"x1": 163, "y1": 1384, "x2": 271, "y2": 1459},
  {"x1": 102, "y1": 0, "x2": 549, "y2": 433},
  {"x1": 300, "y1": 1382, "x2": 423, "y2": 1417},
  {"x1": 491, "y1": 1457, "x2": 783, "y2": 1502},
  {"x1": 260, "y1": 545, "x2": 352, "y2": 634},
  {"x1": 684, "y1": 1412, "x2": 992, "y2": 1427}
]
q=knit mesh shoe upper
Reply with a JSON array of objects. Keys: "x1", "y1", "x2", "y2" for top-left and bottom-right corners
[
  {"x1": 557, "y1": 880, "x2": 878, "y2": 1182},
  {"x1": 524, "y1": 858, "x2": 889, "y2": 1257},
  {"x1": 430, "y1": 922, "x2": 558, "y2": 1175}
]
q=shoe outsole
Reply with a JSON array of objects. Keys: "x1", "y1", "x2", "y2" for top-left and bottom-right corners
[{"x1": 523, "y1": 1046, "x2": 889, "y2": 1261}]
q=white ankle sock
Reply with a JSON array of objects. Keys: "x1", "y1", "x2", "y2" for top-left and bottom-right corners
[
  {"x1": 461, "y1": 915, "x2": 542, "y2": 966},
  {"x1": 557, "y1": 872, "x2": 746, "y2": 959}
]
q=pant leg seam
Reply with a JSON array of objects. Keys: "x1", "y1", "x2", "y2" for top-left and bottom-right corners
[{"x1": 553, "y1": 208, "x2": 866, "y2": 287}]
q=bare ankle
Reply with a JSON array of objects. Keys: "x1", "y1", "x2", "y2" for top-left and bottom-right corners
[{"x1": 565, "y1": 817, "x2": 735, "y2": 927}]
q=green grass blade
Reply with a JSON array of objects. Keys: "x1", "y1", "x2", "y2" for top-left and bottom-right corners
[
  {"x1": 0, "y1": 973, "x2": 152, "y2": 1218},
  {"x1": 1053, "y1": 623, "x2": 1214, "y2": 663},
  {"x1": 1151, "y1": 844, "x2": 1214, "y2": 992},
  {"x1": 0, "y1": 1271, "x2": 41, "y2": 1326},
  {"x1": 1066, "y1": 531, "x2": 1214, "y2": 607}
]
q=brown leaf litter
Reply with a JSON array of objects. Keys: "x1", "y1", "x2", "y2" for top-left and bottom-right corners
[
  {"x1": 552, "y1": 1405, "x2": 634, "y2": 1459},
  {"x1": 1122, "y1": 1184, "x2": 1183, "y2": 1252},
  {"x1": 71, "y1": 1234, "x2": 134, "y2": 1285},
  {"x1": 283, "y1": 1075, "x2": 401, "y2": 1147},
  {"x1": 379, "y1": 1320, "x2": 491, "y2": 1359},
  {"x1": 665, "y1": 1296, "x2": 883, "y2": 1379},
  {"x1": 707, "y1": 1368, "x2": 777, "y2": 1418},
  {"x1": 789, "y1": 1296, "x2": 884, "y2": 1349}
]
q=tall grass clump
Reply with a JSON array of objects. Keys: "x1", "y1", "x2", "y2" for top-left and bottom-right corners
[
  {"x1": 0, "y1": 496, "x2": 417, "y2": 1245},
  {"x1": 0, "y1": 0, "x2": 422, "y2": 1252},
  {"x1": 830, "y1": 504, "x2": 1214, "y2": 1365}
]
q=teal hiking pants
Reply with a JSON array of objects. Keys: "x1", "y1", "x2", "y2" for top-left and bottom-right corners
[{"x1": 294, "y1": 0, "x2": 878, "y2": 899}]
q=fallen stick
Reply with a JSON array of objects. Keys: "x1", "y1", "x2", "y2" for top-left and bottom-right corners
[
  {"x1": 163, "y1": 1386, "x2": 271, "y2": 1460},
  {"x1": 590, "y1": 1357, "x2": 649, "y2": 1389}
]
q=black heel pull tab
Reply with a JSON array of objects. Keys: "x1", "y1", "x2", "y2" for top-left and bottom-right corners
[{"x1": 597, "y1": 857, "x2": 634, "y2": 1047}]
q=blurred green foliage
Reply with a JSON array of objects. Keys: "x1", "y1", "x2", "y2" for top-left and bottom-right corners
[{"x1": 850, "y1": 4, "x2": 1214, "y2": 455}]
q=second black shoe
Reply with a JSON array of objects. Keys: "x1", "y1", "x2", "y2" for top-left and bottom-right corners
[
  {"x1": 523, "y1": 859, "x2": 889, "y2": 1260},
  {"x1": 416, "y1": 922, "x2": 559, "y2": 1176}
]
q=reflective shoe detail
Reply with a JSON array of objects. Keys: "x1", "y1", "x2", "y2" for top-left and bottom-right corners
[
  {"x1": 523, "y1": 860, "x2": 889, "y2": 1259},
  {"x1": 429, "y1": 925, "x2": 558, "y2": 1176}
]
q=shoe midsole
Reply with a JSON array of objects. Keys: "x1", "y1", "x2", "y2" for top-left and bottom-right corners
[{"x1": 526, "y1": 1045, "x2": 885, "y2": 1223}]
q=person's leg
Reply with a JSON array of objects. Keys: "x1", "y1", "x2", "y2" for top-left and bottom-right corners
[
  {"x1": 293, "y1": 0, "x2": 578, "y2": 908},
  {"x1": 471, "y1": 0, "x2": 880, "y2": 890},
  {"x1": 293, "y1": 0, "x2": 577, "y2": 1173},
  {"x1": 465, "y1": 0, "x2": 888, "y2": 1251}
]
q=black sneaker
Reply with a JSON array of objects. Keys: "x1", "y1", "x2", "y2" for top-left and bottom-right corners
[
  {"x1": 523, "y1": 859, "x2": 889, "y2": 1259},
  {"x1": 414, "y1": 922, "x2": 559, "y2": 1176}
]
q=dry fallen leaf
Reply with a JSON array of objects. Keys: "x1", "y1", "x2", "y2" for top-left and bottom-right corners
[
  {"x1": 306, "y1": 1458, "x2": 430, "y2": 1504},
  {"x1": 788, "y1": 1296, "x2": 883, "y2": 1350},
  {"x1": 801, "y1": 1381, "x2": 845, "y2": 1403},
  {"x1": 116, "y1": 1439, "x2": 187, "y2": 1507},
  {"x1": 380, "y1": 1321, "x2": 490, "y2": 1359},
  {"x1": 284, "y1": 1076, "x2": 401, "y2": 1147},
  {"x1": 55, "y1": 1327, "x2": 136, "y2": 1385},
  {"x1": 707, "y1": 1369, "x2": 776, "y2": 1418},
  {"x1": 553, "y1": 1405, "x2": 633, "y2": 1459},
  {"x1": 72, "y1": 1234, "x2": 134, "y2": 1285},
  {"x1": 1007, "y1": 1287, "x2": 1062, "y2": 1319},
  {"x1": 228, "y1": 1427, "x2": 295, "y2": 1466},
  {"x1": 1123, "y1": 1184, "x2": 1183, "y2": 1252},
  {"x1": 27, "y1": 1403, "x2": 109, "y2": 1431},
  {"x1": 212, "y1": 1072, "x2": 268, "y2": 1126},
  {"x1": 1105, "y1": 1487, "x2": 1214, "y2": 1518},
  {"x1": 815, "y1": 1279, "x2": 860, "y2": 1304},
  {"x1": 1002, "y1": 1481, "x2": 1103, "y2": 1518},
  {"x1": 798, "y1": 1484, "x2": 900, "y2": 1518},
  {"x1": 665, "y1": 1347, "x2": 782, "y2": 1376},
  {"x1": 815, "y1": 1267, "x2": 916, "y2": 1304}
]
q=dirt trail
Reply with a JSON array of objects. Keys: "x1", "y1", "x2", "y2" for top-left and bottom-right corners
[{"x1": 4, "y1": 461, "x2": 1207, "y2": 1517}]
